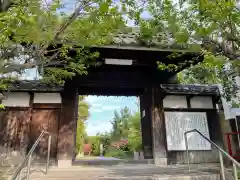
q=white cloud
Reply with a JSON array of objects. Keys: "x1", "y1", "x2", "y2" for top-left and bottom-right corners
[
  {"x1": 101, "y1": 105, "x2": 119, "y2": 111},
  {"x1": 86, "y1": 121, "x2": 112, "y2": 136},
  {"x1": 91, "y1": 103, "x2": 102, "y2": 108},
  {"x1": 91, "y1": 109, "x2": 103, "y2": 113},
  {"x1": 85, "y1": 96, "x2": 100, "y2": 103}
]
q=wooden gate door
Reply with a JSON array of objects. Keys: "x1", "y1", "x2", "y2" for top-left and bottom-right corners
[
  {"x1": 29, "y1": 107, "x2": 60, "y2": 162},
  {"x1": 0, "y1": 110, "x2": 30, "y2": 154}
]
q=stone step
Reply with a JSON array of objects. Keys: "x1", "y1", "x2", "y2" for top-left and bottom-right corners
[
  {"x1": 31, "y1": 174, "x2": 220, "y2": 180},
  {"x1": 0, "y1": 160, "x2": 55, "y2": 180},
  {"x1": 23, "y1": 164, "x2": 221, "y2": 180}
]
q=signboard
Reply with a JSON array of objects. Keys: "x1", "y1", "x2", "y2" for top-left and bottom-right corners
[{"x1": 165, "y1": 112, "x2": 211, "y2": 151}]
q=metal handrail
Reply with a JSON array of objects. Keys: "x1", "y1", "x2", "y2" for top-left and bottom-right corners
[
  {"x1": 11, "y1": 131, "x2": 52, "y2": 180},
  {"x1": 184, "y1": 129, "x2": 240, "y2": 180}
]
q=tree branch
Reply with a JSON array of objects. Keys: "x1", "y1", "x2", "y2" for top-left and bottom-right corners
[
  {"x1": 0, "y1": 0, "x2": 93, "y2": 74},
  {"x1": 40, "y1": 0, "x2": 92, "y2": 52},
  {"x1": 202, "y1": 37, "x2": 240, "y2": 60}
]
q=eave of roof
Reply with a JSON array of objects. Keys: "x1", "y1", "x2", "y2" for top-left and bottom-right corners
[
  {"x1": 4, "y1": 81, "x2": 219, "y2": 96},
  {"x1": 6, "y1": 80, "x2": 64, "y2": 92},
  {"x1": 160, "y1": 84, "x2": 220, "y2": 96}
]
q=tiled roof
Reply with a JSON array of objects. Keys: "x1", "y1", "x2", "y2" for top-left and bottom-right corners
[
  {"x1": 160, "y1": 84, "x2": 220, "y2": 96},
  {"x1": 8, "y1": 80, "x2": 63, "y2": 92},
  {"x1": 108, "y1": 28, "x2": 197, "y2": 51},
  {"x1": 5, "y1": 81, "x2": 219, "y2": 96},
  {"x1": 111, "y1": 29, "x2": 140, "y2": 46}
]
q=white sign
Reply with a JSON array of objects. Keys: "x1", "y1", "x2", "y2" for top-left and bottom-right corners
[{"x1": 165, "y1": 112, "x2": 211, "y2": 151}]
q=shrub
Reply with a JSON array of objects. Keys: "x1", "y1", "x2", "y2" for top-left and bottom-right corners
[
  {"x1": 105, "y1": 148, "x2": 132, "y2": 159},
  {"x1": 110, "y1": 140, "x2": 130, "y2": 151}
]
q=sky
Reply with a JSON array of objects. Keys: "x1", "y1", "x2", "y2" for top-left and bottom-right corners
[
  {"x1": 85, "y1": 96, "x2": 139, "y2": 136},
  {"x1": 59, "y1": 0, "x2": 152, "y2": 26}
]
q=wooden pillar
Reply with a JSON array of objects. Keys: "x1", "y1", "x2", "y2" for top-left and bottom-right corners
[
  {"x1": 151, "y1": 87, "x2": 167, "y2": 165},
  {"x1": 140, "y1": 90, "x2": 153, "y2": 159},
  {"x1": 57, "y1": 81, "x2": 78, "y2": 167}
]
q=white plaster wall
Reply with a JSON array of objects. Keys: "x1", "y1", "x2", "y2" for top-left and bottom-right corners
[
  {"x1": 2, "y1": 92, "x2": 30, "y2": 107},
  {"x1": 163, "y1": 95, "x2": 187, "y2": 108},
  {"x1": 33, "y1": 93, "x2": 62, "y2": 104},
  {"x1": 190, "y1": 96, "x2": 214, "y2": 109}
]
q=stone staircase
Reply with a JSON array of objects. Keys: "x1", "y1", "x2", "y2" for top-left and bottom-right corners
[
  {"x1": 0, "y1": 153, "x2": 56, "y2": 180},
  {"x1": 5, "y1": 164, "x2": 222, "y2": 180}
]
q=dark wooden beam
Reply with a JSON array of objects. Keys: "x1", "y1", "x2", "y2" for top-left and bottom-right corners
[
  {"x1": 92, "y1": 47, "x2": 201, "y2": 66},
  {"x1": 140, "y1": 90, "x2": 153, "y2": 159},
  {"x1": 72, "y1": 65, "x2": 172, "y2": 89}
]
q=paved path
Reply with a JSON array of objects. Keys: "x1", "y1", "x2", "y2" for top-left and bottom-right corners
[
  {"x1": 29, "y1": 164, "x2": 221, "y2": 180},
  {"x1": 74, "y1": 156, "x2": 124, "y2": 166},
  {"x1": 94, "y1": 157, "x2": 121, "y2": 160}
]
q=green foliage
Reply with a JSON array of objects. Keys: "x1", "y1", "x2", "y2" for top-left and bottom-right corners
[
  {"x1": 97, "y1": 132, "x2": 111, "y2": 153},
  {"x1": 76, "y1": 120, "x2": 86, "y2": 154},
  {"x1": 78, "y1": 96, "x2": 90, "y2": 120},
  {"x1": 88, "y1": 104, "x2": 142, "y2": 159},
  {"x1": 88, "y1": 135, "x2": 101, "y2": 156},
  {"x1": 76, "y1": 96, "x2": 90, "y2": 154},
  {"x1": 0, "y1": 104, "x2": 5, "y2": 109},
  {"x1": 105, "y1": 149, "x2": 132, "y2": 159},
  {"x1": 109, "y1": 106, "x2": 142, "y2": 153},
  {"x1": 127, "y1": 112, "x2": 142, "y2": 151},
  {"x1": 132, "y1": 0, "x2": 240, "y2": 104},
  {"x1": 111, "y1": 107, "x2": 131, "y2": 140},
  {"x1": 0, "y1": 0, "x2": 126, "y2": 87}
]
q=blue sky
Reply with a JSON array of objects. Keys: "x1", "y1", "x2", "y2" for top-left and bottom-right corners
[{"x1": 85, "y1": 96, "x2": 139, "y2": 136}]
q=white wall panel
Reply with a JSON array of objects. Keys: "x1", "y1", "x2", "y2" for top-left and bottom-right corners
[
  {"x1": 33, "y1": 93, "x2": 61, "y2": 104},
  {"x1": 163, "y1": 95, "x2": 187, "y2": 108},
  {"x1": 190, "y1": 96, "x2": 214, "y2": 109},
  {"x1": 165, "y1": 111, "x2": 211, "y2": 151},
  {"x1": 2, "y1": 92, "x2": 30, "y2": 107}
]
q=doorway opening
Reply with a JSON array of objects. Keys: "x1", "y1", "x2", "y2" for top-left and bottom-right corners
[{"x1": 74, "y1": 95, "x2": 143, "y2": 164}]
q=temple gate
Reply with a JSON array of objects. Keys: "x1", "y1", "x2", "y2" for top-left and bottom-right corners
[{"x1": 0, "y1": 32, "x2": 225, "y2": 167}]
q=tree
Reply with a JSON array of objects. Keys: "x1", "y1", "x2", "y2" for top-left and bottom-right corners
[
  {"x1": 111, "y1": 106, "x2": 131, "y2": 140},
  {"x1": 0, "y1": 0, "x2": 127, "y2": 91},
  {"x1": 127, "y1": 111, "x2": 142, "y2": 152},
  {"x1": 111, "y1": 110, "x2": 122, "y2": 141},
  {"x1": 88, "y1": 135, "x2": 101, "y2": 156},
  {"x1": 132, "y1": 0, "x2": 240, "y2": 103},
  {"x1": 110, "y1": 106, "x2": 142, "y2": 151},
  {"x1": 76, "y1": 96, "x2": 90, "y2": 155},
  {"x1": 97, "y1": 132, "x2": 111, "y2": 155},
  {"x1": 119, "y1": 107, "x2": 131, "y2": 138}
]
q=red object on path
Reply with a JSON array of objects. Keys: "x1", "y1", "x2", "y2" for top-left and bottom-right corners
[{"x1": 84, "y1": 144, "x2": 92, "y2": 155}]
